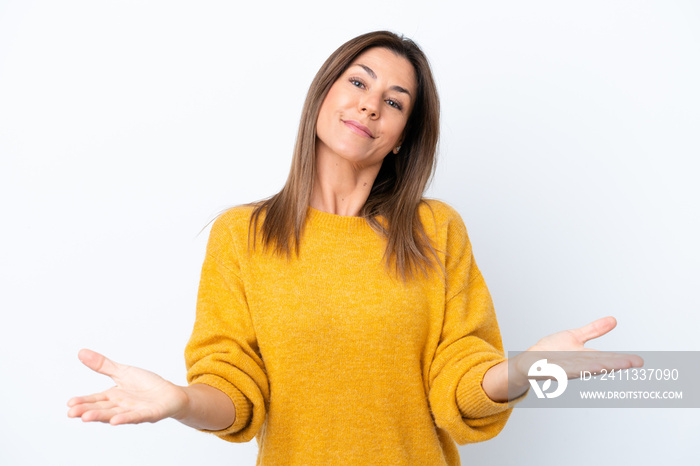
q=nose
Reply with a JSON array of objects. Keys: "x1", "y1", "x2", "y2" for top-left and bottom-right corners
[{"x1": 359, "y1": 93, "x2": 381, "y2": 119}]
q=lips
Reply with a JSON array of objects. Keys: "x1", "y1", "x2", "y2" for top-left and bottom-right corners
[{"x1": 342, "y1": 119, "x2": 374, "y2": 139}]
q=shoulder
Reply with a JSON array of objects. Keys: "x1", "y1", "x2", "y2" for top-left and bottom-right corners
[
  {"x1": 207, "y1": 203, "x2": 261, "y2": 247},
  {"x1": 418, "y1": 198, "x2": 468, "y2": 240},
  {"x1": 419, "y1": 198, "x2": 463, "y2": 222},
  {"x1": 214, "y1": 203, "x2": 258, "y2": 228}
]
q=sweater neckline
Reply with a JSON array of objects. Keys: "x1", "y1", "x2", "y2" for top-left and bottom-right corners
[{"x1": 306, "y1": 205, "x2": 374, "y2": 232}]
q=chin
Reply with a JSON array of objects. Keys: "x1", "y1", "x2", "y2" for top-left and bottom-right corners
[
  {"x1": 330, "y1": 145, "x2": 369, "y2": 162},
  {"x1": 344, "y1": 154, "x2": 385, "y2": 170}
]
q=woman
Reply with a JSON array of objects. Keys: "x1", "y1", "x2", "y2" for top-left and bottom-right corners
[{"x1": 67, "y1": 31, "x2": 641, "y2": 465}]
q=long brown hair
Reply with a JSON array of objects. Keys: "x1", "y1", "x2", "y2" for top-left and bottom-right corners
[{"x1": 249, "y1": 31, "x2": 442, "y2": 280}]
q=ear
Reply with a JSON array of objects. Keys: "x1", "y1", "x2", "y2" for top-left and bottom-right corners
[{"x1": 392, "y1": 134, "x2": 405, "y2": 155}]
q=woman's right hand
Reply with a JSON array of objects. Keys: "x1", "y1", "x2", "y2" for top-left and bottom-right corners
[{"x1": 67, "y1": 349, "x2": 188, "y2": 425}]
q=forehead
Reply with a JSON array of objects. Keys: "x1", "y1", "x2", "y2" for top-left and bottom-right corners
[{"x1": 347, "y1": 47, "x2": 417, "y2": 94}]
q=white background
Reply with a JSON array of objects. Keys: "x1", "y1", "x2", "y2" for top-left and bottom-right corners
[{"x1": 1, "y1": 1, "x2": 698, "y2": 465}]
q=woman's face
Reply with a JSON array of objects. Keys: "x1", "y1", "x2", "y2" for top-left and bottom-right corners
[{"x1": 315, "y1": 47, "x2": 417, "y2": 170}]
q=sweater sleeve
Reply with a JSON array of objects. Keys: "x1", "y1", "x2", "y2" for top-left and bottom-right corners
[
  {"x1": 184, "y1": 213, "x2": 269, "y2": 442},
  {"x1": 427, "y1": 207, "x2": 514, "y2": 445}
]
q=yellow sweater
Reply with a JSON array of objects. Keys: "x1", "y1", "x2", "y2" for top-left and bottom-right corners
[{"x1": 185, "y1": 199, "x2": 513, "y2": 465}]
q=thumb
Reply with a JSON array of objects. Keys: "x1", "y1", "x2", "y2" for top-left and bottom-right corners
[
  {"x1": 571, "y1": 316, "x2": 617, "y2": 344},
  {"x1": 78, "y1": 349, "x2": 123, "y2": 378}
]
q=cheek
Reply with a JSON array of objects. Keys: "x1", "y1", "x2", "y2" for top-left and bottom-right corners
[
  {"x1": 316, "y1": 98, "x2": 340, "y2": 144},
  {"x1": 386, "y1": 118, "x2": 409, "y2": 142},
  {"x1": 316, "y1": 86, "x2": 352, "y2": 135},
  {"x1": 324, "y1": 82, "x2": 356, "y2": 111},
  {"x1": 316, "y1": 103, "x2": 334, "y2": 137},
  {"x1": 317, "y1": 90, "x2": 340, "y2": 123}
]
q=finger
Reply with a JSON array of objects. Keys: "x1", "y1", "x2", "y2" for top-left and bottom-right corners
[
  {"x1": 560, "y1": 351, "x2": 644, "y2": 378},
  {"x1": 544, "y1": 351, "x2": 644, "y2": 378},
  {"x1": 68, "y1": 400, "x2": 118, "y2": 418},
  {"x1": 81, "y1": 406, "x2": 127, "y2": 423},
  {"x1": 67, "y1": 392, "x2": 109, "y2": 407},
  {"x1": 111, "y1": 409, "x2": 155, "y2": 425},
  {"x1": 596, "y1": 352, "x2": 645, "y2": 369},
  {"x1": 630, "y1": 354, "x2": 644, "y2": 367},
  {"x1": 571, "y1": 316, "x2": 617, "y2": 343},
  {"x1": 78, "y1": 349, "x2": 123, "y2": 378}
]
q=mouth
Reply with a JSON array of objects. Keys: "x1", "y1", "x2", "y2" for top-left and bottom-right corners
[{"x1": 342, "y1": 119, "x2": 375, "y2": 139}]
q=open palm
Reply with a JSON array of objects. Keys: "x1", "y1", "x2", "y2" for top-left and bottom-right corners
[
  {"x1": 514, "y1": 317, "x2": 643, "y2": 380},
  {"x1": 67, "y1": 349, "x2": 187, "y2": 425}
]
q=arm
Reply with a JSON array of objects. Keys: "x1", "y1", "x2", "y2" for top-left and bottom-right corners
[
  {"x1": 176, "y1": 383, "x2": 235, "y2": 430},
  {"x1": 183, "y1": 210, "x2": 268, "y2": 441},
  {"x1": 67, "y1": 349, "x2": 235, "y2": 430},
  {"x1": 69, "y1": 211, "x2": 267, "y2": 439},
  {"x1": 427, "y1": 206, "x2": 514, "y2": 444},
  {"x1": 480, "y1": 359, "x2": 522, "y2": 403}
]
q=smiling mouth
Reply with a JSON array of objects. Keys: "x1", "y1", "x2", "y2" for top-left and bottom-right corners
[{"x1": 342, "y1": 120, "x2": 374, "y2": 139}]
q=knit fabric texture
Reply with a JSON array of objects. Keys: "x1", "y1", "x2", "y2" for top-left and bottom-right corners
[{"x1": 185, "y1": 199, "x2": 514, "y2": 465}]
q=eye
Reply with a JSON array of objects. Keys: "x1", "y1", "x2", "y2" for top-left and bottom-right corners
[
  {"x1": 386, "y1": 99, "x2": 403, "y2": 111},
  {"x1": 348, "y1": 77, "x2": 366, "y2": 89}
]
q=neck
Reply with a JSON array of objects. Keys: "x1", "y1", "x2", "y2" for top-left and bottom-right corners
[{"x1": 309, "y1": 145, "x2": 382, "y2": 217}]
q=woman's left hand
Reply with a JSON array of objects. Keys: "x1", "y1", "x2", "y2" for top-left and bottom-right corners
[
  {"x1": 513, "y1": 316, "x2": 644, "y2": 381},
  {"x1": 482, "y1": 316, "x2": 643, "y2": 402}
]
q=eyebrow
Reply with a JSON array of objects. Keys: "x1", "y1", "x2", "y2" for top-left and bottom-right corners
[{"x1": 355, "y1": 64, "x2": 413, "y2": 98}]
